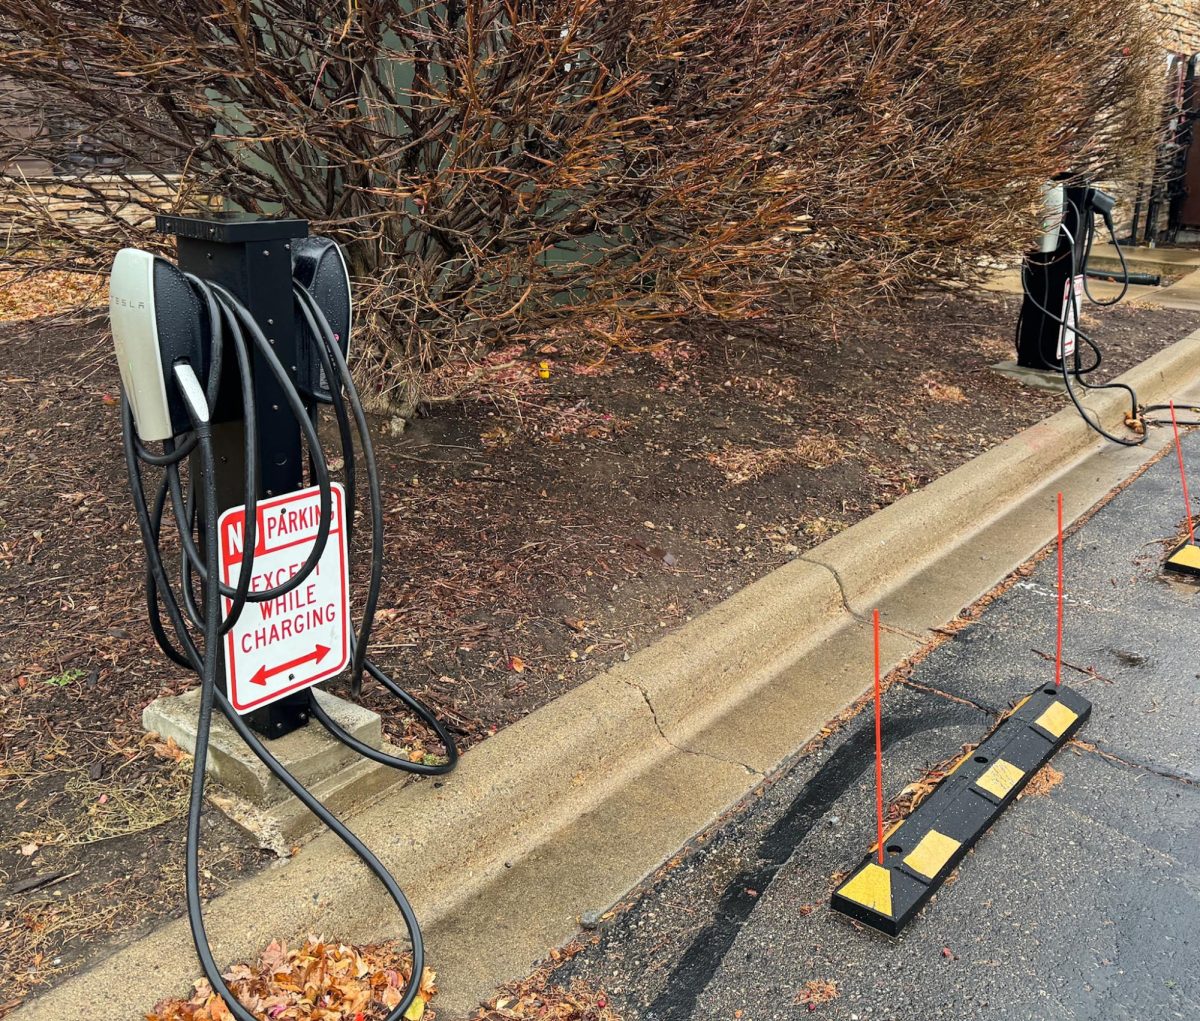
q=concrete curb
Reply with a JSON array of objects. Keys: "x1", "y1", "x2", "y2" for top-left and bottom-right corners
[
  {"x1": 804, "y1": 331, "x2": 1197, "y2": 615},
  {"x1": 17, "y1": 327, "x2": 1200, "y2": 1021}
]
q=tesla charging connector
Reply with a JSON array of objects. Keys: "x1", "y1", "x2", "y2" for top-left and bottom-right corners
[
  {"x1": 1038, "y1": 181, "x2": 1065, "y2": 254},
  {"x1": 1087, "y1": 186, "x2": 1117, "y2": 237},
  {"x1": 109, "y1": 248, "x2": 209, "y2": 441},
  {"x1": 292, "y1": 236, "x2": 351, "y2": 403}
]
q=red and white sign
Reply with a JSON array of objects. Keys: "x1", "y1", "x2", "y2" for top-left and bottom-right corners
[
  {"x1": 218, "y1": 483, "x2": 350, "y2": 714},
  {"x1": 1057, "y1": 274, "x2": 1082, "y2": 360}
]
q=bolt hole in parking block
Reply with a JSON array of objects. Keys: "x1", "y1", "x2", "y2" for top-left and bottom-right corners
[{"x1": 832, "y1": 683, "x2": 1090, "y2": 936}]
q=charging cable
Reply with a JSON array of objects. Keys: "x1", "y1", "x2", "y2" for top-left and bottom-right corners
[
  {"x1": 1018, "y1": 192, "x2": 1200, "y2": 442},
  {"x1": 122, "y1": 278, "x2": 457, "y2": 1019}
]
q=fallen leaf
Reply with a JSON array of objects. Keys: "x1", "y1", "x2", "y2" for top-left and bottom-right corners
[{"x1": 508, "y1": 655, "x2": 526, "y2": 673}]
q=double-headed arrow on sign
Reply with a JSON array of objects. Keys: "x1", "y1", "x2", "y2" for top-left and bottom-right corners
[{"x1": 249, "y1": 643, "x2": 331, "y2": 686}]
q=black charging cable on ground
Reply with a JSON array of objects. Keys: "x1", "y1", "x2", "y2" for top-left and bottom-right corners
[
  {"x1": 121, "y1": 279, "x2": 458, "y2": 1020},
  {"x1": 1018, "y1": 193, "x2": 1200, "y2": 443}
]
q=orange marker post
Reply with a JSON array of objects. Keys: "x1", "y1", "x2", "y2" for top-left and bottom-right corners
[
  {"x1": 1170, "y1": 400, "x2": 1196, "y2": 547},
  {"x1": 873, "y1": 608, "x2": 884, "y2": 864},
  {"x1": 1056, "y1": 492, "x2": 1063, "y2": 690}
]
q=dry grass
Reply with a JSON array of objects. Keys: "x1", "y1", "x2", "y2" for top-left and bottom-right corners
[
  {"x1": 800, "y1": 517, "x2": 846, "y2": 541},
  {"x1": 5, "y1": 750, "x2": 192, "y2": 855},
  {"x1": 706, "y1": 433, "x2": 844, "y2": 486},
  {"x1": 1020, "y1": 763, "x2": 1064, "y2": 798},
  {"x1": 0, "y1": 895, "x2": 120, "y2": 1000},
  {"x1": 919, "y1": 372, "x2": 968, "y2": 404},
  {"x1": 60, "y1": 763, "x2": 192, "y2": 846},
  {"x1": 473, "y1": 944, "x2": 619, "y2": 1021},
  {"x1": 795, "y1": 979, "x2": 840, "y2": 1008}
]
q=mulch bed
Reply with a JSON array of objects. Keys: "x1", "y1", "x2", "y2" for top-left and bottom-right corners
[{"x1": 2, "y1": 287, "x2": 1198, "y2": 1015}]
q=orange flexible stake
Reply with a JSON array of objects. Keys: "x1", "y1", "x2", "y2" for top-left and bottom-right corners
[
  {"x1": 1056, "y1": 492, "x2": 1063, "y2": 689},
  {"x1": 873, "y1": 608, "x2": 884, "y2": 864},
  {"x1": 1170, "y1": 400, "x2": 1195, "y2": 547}
]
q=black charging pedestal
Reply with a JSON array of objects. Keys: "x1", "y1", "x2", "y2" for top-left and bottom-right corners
[
  {"x1": 155, "y1": 212, "x2": 313, "y2": 739},
  {"x1": 1016, "y1": 185, "x2": 1090, "y2": 371}
]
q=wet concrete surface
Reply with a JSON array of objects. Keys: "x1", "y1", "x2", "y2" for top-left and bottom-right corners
[{"x1": 562, "y1": 432, "x2": 1200, "y2": 1020}]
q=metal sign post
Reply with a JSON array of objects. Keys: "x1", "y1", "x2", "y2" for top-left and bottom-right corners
[{"x1": 155, "y1": 212, "x2": 314, "y2": 738}]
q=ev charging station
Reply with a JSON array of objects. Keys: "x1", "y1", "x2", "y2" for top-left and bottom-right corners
[
  {"x1": 109, "y1": 213, "x2": 455, "y2": 1021},
  {"x1": 1015, "y1": 180, "x2": 1156, "y2": 446},
  {"x1": 1016, "y1": 182, "x2": 1091, "y2": 371},
  {"x1": 1016, "y1": 181, "x2": 1125, "y2": 374},
  {"x1": 1015, "y1": 182, "x2": 1200, "y2": 571}
]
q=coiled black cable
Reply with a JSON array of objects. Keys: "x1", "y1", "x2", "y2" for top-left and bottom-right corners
[
  {"x1": 293, "y1": 284, "x2": 458, "y2": 773},
  {"x1": 121, "y1": 275, "x2": 459, "y2": 1019},
  {"x1": 1050, "y1": 219, "x2": 1144, "y2": 447},
  {"x1": 1018, "y1": 194, "x2": 1200, "y2": 442}
]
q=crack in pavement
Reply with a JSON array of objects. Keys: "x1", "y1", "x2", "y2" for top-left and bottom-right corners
[
  {"x1": 624, "y1": 680, "x2": 764, "y2": 777},
  {"x1": 799, "y1": 554, "x2": 929, "y2": 643},
  {"x1": 902, "y1": 679, "x2": 1197, "y2": 788},
  {"x1": 1069, "y1": 736, "x2": 1197, "y2": 787}
]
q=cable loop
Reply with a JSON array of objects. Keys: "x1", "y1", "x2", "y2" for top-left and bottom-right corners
[{"x1": 119, "y1": 277, "x2": 460, "y2": 1020}]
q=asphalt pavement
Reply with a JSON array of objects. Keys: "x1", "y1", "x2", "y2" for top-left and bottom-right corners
[{"x1": 561, "y1": 429, "x2": 1200, "y2": 1021}]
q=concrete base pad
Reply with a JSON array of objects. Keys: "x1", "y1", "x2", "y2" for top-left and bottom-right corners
[
  {"x1": 990, "y1": 360, "x2": 1067, "y2": 392},
  {"x1": 143, "y1": 687, "x2": 408, "y2": 848},
  {"x1": 209, "y1": 746, "x2": 409, "y2": 852}
]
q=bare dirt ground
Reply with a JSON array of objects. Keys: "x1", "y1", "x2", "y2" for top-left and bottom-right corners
[{"x1": 2, "y1": 283, "x2": 1198, "y2": 1016}]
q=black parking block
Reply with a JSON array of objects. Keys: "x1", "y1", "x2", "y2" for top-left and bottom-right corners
[{"x1": 831, "y1": 683, "x2": 1091, "y2": 936}]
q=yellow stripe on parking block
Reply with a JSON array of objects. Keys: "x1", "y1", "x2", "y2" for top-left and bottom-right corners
[
  {"x1": 1167, "y1": 543, "x2": 1200, "y2": 570},
  {"x1": 902, "y1": 830, "x2": 961, "y2": 880},
  {"x1": 837, "y1": 862, "x2": 893, "y2": 916},
  {"x1": 975, "y1": 759, "x2": 1024, "y2": 799},
  {"x1": 1035, "y1": 701, "x2": 1078, "y2": 739}
]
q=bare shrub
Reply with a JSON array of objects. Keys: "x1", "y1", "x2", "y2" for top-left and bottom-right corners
[{"x1": 0, "y1": 1, "x2": 1164, "y2": 406}]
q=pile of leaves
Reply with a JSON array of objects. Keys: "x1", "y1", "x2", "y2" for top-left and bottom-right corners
[
  {"x1": 0, "y1": 0, "x2": 1165, "y2": 405},
  {"x1": 146, "y1": 939, "x2": 437, "y2": 1021},
  {"x1": 471, "y1": 957, "x2": 620, "y2": 1021},
  {"x1": 0, "y1": 270, "x2": 103, "y2": 322}
]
